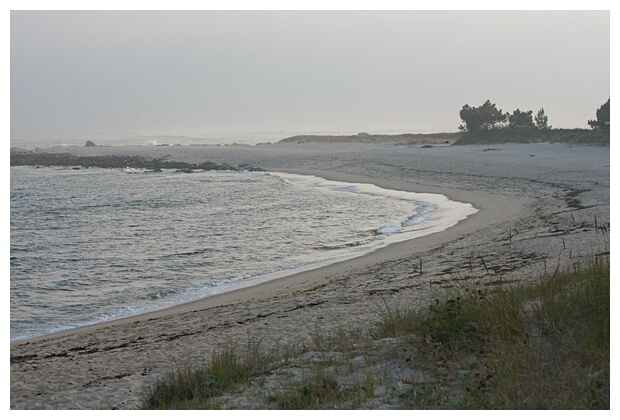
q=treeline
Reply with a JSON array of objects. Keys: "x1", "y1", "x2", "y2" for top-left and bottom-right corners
[{"x1": 458, "y1": 98, "x2": 610, "y2": 133}]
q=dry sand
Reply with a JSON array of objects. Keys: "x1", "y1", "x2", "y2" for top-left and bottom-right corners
[{"x1": 10, "y1": 141, "x2": 609, "y2": 409}]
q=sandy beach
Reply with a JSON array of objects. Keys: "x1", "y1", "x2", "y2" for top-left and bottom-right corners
[{"x1": 10, "y1": 141, "x2": 610, "y2": 409}]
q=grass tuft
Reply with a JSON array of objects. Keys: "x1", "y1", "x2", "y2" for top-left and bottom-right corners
[{"x1": 140, "y1": 339, "x2": 273, "y2": 409}]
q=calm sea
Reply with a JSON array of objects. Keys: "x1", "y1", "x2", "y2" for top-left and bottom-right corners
[{"x1": 11, "y1": 166, "x2": 463, "y2": 341}]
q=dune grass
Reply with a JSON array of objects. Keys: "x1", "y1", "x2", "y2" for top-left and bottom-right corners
[
  {"x1": 140, "y1": 256, "x2": 609, "y2": 409},
  {"x1": 141, "y1": 339, "x2": 276, "y2": 409},
  {"x1": 380, "y1": 256, "x2": 609, "y2": 409}
]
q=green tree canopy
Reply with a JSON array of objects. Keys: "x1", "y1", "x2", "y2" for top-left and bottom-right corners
[
  {"x1": 508, "y1": 109, "x2": 535, "y2": 129},
  {"x1": 588, "y1": 98, "x2": 610, "y2": 131},
  {"x1": 534, "y1": 108, "x2": 551, "y2": 130},
  {"x1": 459, "y1": 100, "x2": 507, "y2": 132}
]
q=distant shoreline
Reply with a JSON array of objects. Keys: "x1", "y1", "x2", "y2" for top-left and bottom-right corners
[
  {"x1": 277, "y1": 132, "x2": 461, "y2": 144},
  {"x1": 278, "y1": 128, "x2": 609, "y2": 146},
  {"x1": 10, "y1": 127, "x2": 609, "y2": 152}
]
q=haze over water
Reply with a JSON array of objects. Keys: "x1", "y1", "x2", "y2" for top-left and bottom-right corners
[{"x1": 10, "y1": 11, "x2": 610, "y2": 140}]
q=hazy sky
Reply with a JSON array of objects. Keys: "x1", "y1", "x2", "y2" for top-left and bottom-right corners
[{"x1": 10, "y1": 10, "x2": 610, "y2": 138}]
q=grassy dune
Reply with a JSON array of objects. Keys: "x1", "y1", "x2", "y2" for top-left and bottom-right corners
[
  {"x1": 277, "y1": 128, "x2": 609, "y2": 146},
  {"x1": 141, "y1": 254, "x2": 609, "y2": 409},
  {"x1": 278, "y1": 132, "x2": 461, "y2": 144},
  {"x1": 453, "y1": 128, "x2": 609, "y2": 146}
]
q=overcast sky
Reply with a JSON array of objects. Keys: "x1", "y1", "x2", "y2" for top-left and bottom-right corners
[{"x1": 10, "y1": 10, "x2": 610, "y2": 139}]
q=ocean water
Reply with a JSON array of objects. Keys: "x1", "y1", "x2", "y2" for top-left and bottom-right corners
[{"x1": 10, "y1": 166, "x2": 473, "y2": 341}]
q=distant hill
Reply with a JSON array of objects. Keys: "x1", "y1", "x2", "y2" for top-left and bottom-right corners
[
  {"x1": 453, "y1": 128, "x2": 609, "y2": 146},
  {"x1": 277, "y1": 132, "x2": 461, "y2": 144}
]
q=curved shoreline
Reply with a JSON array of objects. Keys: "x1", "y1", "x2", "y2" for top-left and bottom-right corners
[
  {"x1": 11, "y1": 168, "x2": 528, "y2": 346},
  {"x1": 10, "y1": 168, "x2": 476, "y2": 343},
  {"x1": 13, "y1": 142, "x2": 605, "y2": 409}
]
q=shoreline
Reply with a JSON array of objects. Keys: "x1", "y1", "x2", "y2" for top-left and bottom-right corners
[
  {"x1": 12, "y1": 168, "x2": 518, "y2": 346},
  {"x1": 11, "y1": 142, "x2": 608, "y2": 409}
]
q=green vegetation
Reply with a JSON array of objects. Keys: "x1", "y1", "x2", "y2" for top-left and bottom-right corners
[
  {"x1": 267, "y1": 369, "x2": 373, "y2": 409},
  {"x1": 535, "y1": 108, "x2": 551, "y2": 130},
  {"x1": 453, "y1": 127, "x2": 609, "y2": 145},
  {"x1": 458, "y1": 100, "x2": 507, "y2": 132},
  {"x1": 508, "y1": 108, "x2": 535, "y2": 129},
  {"x1": 457, "y1": 101, "x2": 550, "y2": 132},
  {"x1": 381, "y1": 257, "x2": 609, "y2": 409},
  {"x1": 139, "y1": 256, "x2": 609, "y2": 409},
  {"x1": 456, "y1": 99, "x2": 609, "y2": 145},
  {"x1": 588, "y1": 98, "x2": 610, "y2": 132},
  {"x1": 142, "y1": 341, "x2": 274, "y2": 409}
]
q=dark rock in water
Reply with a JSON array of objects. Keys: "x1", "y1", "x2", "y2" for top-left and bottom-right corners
[
  {"x1": 10, "y1": 150, "x2": 265, "y2": 172},
  {"x1": 85, "y1": 140, "x2": 97, "y2": 147}
]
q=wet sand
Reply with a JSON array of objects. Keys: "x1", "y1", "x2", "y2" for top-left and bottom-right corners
[{"x1": 10, "y1": 141, "x2": 609, "y2": 409}]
